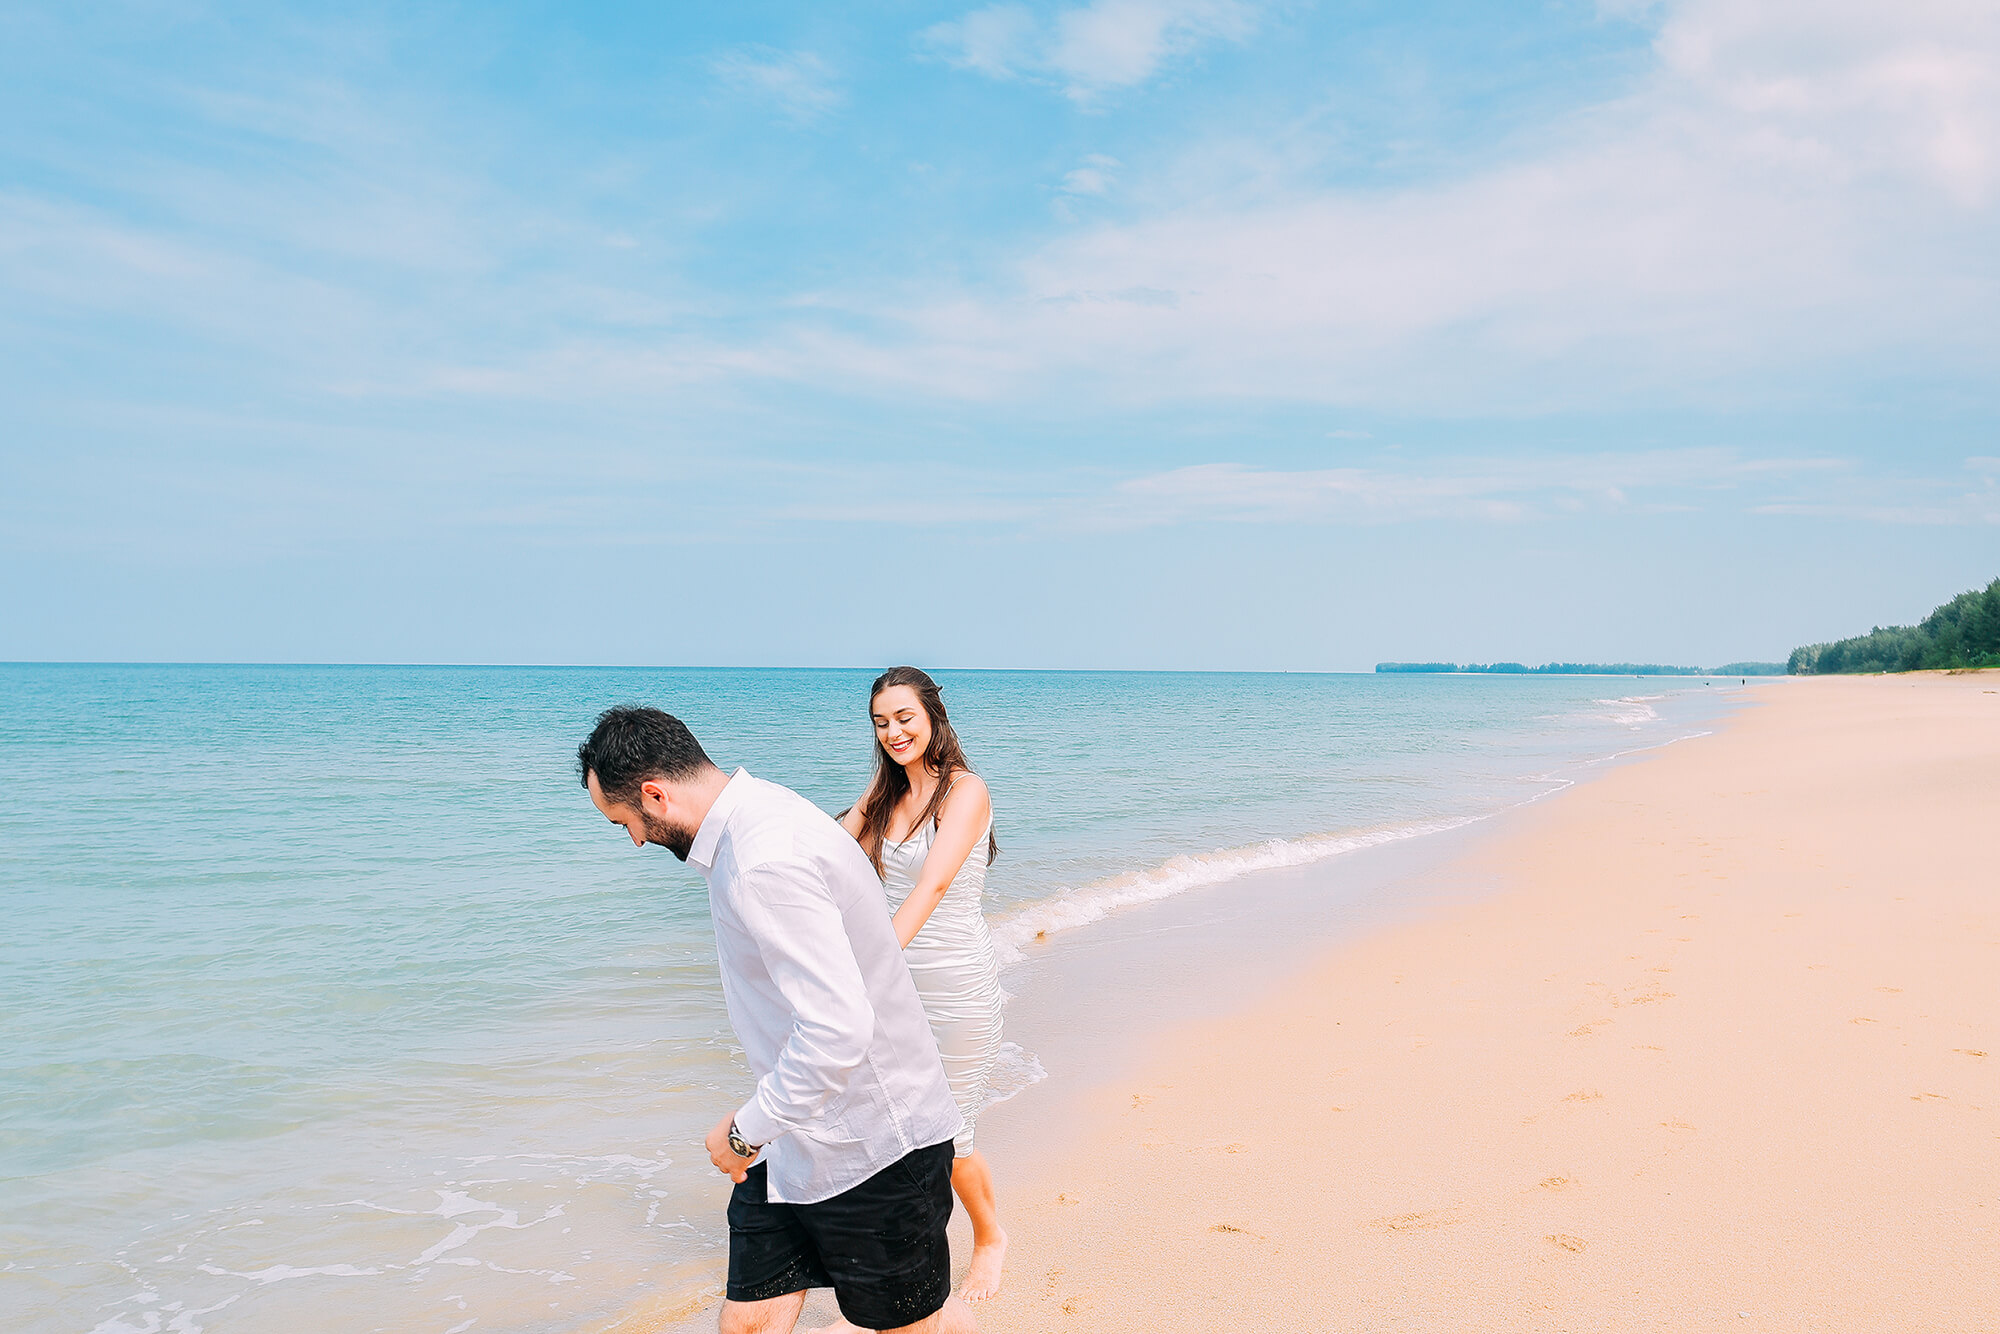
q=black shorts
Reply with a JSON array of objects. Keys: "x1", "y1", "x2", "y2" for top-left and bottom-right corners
[{"x1": 726, "y1": 1139, "x2": 954, "y2": 1330}]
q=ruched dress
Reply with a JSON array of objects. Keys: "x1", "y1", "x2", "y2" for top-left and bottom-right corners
[{"x1": 880, "y1": 814, "x2": 1004, "y2": 1158}]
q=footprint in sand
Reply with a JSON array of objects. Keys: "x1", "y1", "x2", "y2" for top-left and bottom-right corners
[
  {"x1": 1538, "y1": 1176, "x2": 1572, "y2": 1191},
  {"x1": 1365, "y1": 1209, "x2": 1460, "y2": 1233},
  {"x1": 1954, "y1": 1049, "x2": 1988, "y2": 1058},
  {"x1": 1562, "y1": 1090, "x2": 1604, "y2": 1103},
  {"x1": 1209, "y1": 1223, "x2": 1265, "y2": 1239},
  {"x1": 1547, "y1": 1233, "x2": 1588, "y2": 1252}
]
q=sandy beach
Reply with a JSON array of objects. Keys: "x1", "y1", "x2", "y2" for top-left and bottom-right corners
[{"x1": 974, "y1": 673, "x2": 1999, "y2": 1333}]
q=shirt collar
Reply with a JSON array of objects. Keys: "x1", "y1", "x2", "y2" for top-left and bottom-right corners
[{"x1": 687, "y1": 768, "x2": 751, "y2": 874}]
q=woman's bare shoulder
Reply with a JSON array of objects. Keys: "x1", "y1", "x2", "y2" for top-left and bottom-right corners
[{"x1": 942, "y1": 769, "x2": 990, "y2": 809}]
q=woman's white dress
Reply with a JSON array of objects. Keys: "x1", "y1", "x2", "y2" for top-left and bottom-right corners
[{"x1": 880, "y1": 814, "x2": 1004, "y2": 1157}]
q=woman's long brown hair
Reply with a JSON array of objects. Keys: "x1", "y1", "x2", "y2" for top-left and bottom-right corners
[{"x1": 854, "y1": 666, "x2": 998, "y2": 876}]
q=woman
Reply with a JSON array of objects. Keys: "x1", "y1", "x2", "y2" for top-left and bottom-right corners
[{"x1": 840, "y1": 666, "x2": 1008, "y2": 1304}]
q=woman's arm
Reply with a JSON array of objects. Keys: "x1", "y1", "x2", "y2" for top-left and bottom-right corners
[
  {"x1": 889, "y1": 772, "x2": 991, "y2": 949},
  {"x1": 839, "y1": 770, "x2": 881, "y2": 841}
]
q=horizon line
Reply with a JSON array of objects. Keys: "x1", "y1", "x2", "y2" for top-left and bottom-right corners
[{"x1": 0, "y1": 659, "x2": 1778, "y2": 676}]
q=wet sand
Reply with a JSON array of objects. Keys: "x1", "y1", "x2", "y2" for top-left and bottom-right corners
[{"x1": 975, "y1": 673, "x2": 2000, "y2": 1333}]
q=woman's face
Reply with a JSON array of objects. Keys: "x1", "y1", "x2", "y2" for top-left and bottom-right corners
[{"x1": 872, "y1": 684, "x2": 932, "y2": 769}]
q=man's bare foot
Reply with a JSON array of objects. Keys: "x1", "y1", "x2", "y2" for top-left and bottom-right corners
[{"x1": 960, "y1": 1230, "x2": 1007, "y2": 1302}]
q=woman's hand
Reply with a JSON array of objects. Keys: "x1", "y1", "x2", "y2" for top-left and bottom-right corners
[{"x1": 838, "y1": 770, "x2": 880, "y2": 842}]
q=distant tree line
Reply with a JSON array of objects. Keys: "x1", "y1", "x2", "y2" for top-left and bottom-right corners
[
  {"x1": 1375, "y1": 662, "x2": 1788, "y2": 676},
  {"x1": 1789, "y1": 577, "x2": 2000, "y2": 674}
]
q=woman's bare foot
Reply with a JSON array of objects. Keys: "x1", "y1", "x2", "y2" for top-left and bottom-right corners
[{"x1": 960, "y1": 1229, "x2": 1008, "y2": 1302}]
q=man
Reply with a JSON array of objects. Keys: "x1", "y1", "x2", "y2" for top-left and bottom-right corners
[{"x1": 577, "y1": 705, "x2": 973, "y2": 1334}]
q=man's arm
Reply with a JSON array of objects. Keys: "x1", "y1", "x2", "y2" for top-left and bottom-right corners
[{"x1": 727, "y1": 859, "x2": 876, "y2": 1149}]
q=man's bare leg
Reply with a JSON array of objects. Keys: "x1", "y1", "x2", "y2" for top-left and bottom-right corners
[
  {"x1": 949, "y1": 1152, "x2": 1007, "y2": 1301},
  {"x1": 890, "y1": 1294, "x2": 976, "y2": 1334},
  {"x1": 721, "y1": 1291, "x2": 806, "y2": 1334},
  {"x1": 809, "y1": 1294, "x2": 975, "y2": 1334},
  {"x1": 814, "y1": 1149, "x2": 1005, "y2": 1328}
]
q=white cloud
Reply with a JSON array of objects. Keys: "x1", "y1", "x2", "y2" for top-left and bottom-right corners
[
  {"x1": 1052, "y1": 153, "x2": 1121, "y2": 220},
  {"x1": 712, "y1": 47, "x2": 845, "y2": 124},
  {"x1": 1749, "y1": 499, "x2": 2000, "y2": 524},
  {"x1": 1089, "y1": 450, "x2": 1846, "y2": 528},
  {"x1": 925, "y1": 3, "x2": 1040, "y2": 80},
  {"x1": 855, "y1": 0, "x2": 2000, "y2": 410},
  {"x1": 924, "y1": 0, "x2": 1255, "y2": 102},
  {"x1": 1060, "y1": 154, "x2": 1120, "y2": 197},
  {"x1": 734, "y1": 447, "x2": 1991, "y2": 534},
  {"x1": 1656, "y1": 0, "x2": 1999, "y2": 205}
]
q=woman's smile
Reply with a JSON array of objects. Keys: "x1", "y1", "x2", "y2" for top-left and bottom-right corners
[{"x1": 873, "y1": 684, "x2": 934, "y2": 766}]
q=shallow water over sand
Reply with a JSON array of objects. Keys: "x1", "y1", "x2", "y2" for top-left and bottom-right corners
[{"x1": 0, "y1": 666, "x2": 1740, "y2": 1332}]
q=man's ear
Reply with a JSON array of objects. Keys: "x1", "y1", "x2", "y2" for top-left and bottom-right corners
[{"x1": 638, "y1": 778, "x2": 669, "y2": 810}]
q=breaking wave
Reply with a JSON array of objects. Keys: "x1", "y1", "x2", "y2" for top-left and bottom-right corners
[{"x1": 988, "y1": 816, "x2": 1478, "y2": 966}]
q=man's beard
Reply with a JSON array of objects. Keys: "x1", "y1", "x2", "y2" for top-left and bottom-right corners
[{"x1": 641, "y1": 810, "x2": 696, "y2": 862}]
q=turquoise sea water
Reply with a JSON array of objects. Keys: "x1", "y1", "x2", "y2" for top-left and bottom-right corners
[{"x1": 1, "y1": 666, "x2": 1738, "y2": 1333}]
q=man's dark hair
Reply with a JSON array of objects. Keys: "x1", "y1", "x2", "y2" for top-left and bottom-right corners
[{"x1": 578, "y1": 706, "x2": 715, "y2": 807}]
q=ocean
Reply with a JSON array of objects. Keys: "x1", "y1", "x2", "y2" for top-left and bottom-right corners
[{"x1": 0, "y1": 665, "x2": 1743, "y2": 1333}]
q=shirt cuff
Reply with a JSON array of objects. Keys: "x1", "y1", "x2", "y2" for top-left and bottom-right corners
[{"x1": 733, "y1": 1096, "x2": 781, "y2": 1150}]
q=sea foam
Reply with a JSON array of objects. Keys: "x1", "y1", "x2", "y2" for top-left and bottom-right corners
[
  {"x1": 1593, "y1": 695, "x2": 1664, "y2": 728},
  {"x1": 988, "y1": 816, "x2": 1477, "y2": 966}
]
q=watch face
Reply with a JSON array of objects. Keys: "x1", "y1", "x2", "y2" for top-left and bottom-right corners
[{"x1": 729, "y1": 1127, "x2": 752, "y2": 1157}]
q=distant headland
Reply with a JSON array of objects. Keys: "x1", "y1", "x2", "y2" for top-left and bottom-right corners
[
  {"x1": 1377, "y1": 574, "x2": 1999, "y2": 679},
  {"x1": 1375, "y1": 662, "x2": 1787, "y2": 676},
  {"x1": 1790, "y1": 576, "x2": 1999, "y2": 674}
]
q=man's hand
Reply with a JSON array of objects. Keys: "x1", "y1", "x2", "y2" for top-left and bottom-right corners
[{"x1": 706, "y1": 1112, "x2": 758, "y2": 1182}]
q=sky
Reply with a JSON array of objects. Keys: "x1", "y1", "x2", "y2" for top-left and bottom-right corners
[{"x1": 2, "y1": 0, "x2": 1996, "y2": 670}]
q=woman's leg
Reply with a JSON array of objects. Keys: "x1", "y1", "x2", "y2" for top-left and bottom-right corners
[{"x1": 951, "y1": 1150, "x2": 1007, "y2": 1301}]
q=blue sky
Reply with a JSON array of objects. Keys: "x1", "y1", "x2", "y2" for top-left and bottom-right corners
[{"x1": 2, "y1": 0, "x2": 1995, "y2": 669}]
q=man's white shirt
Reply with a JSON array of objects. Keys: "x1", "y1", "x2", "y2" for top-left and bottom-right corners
[{"x1": 689, "y1": 769, "x2": 961, "y2": 1205}]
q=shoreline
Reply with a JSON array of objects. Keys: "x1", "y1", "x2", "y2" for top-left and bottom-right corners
[
  {"x1": 6, "y1": 669, "x2": 1751, "y2": 1334},
  {"x1": 977, "y1": 672, "x2": 1999, "y2": 1332},
  {"x1": 631, "y1": 685, "x2": 1760, "y2": 1332}
]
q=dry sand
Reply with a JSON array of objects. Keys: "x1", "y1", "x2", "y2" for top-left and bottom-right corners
[{"x1": 974, "y1": 674, "x2": 1999, "y2": 1333}]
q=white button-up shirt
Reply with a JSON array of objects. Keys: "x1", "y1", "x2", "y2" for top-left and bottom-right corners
[{"x1": 690, "y1": 769, "x2": 961, "y2": 1204}]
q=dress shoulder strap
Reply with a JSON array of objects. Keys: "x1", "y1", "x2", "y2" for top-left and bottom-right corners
[{"x1": 931, "y1": 770, "x2": 972, "y2": 831}]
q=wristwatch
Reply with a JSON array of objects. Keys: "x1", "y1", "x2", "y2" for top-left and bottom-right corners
[{"x1": 727, "y1": 1119, "x2": 757, "y2": 1160}]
